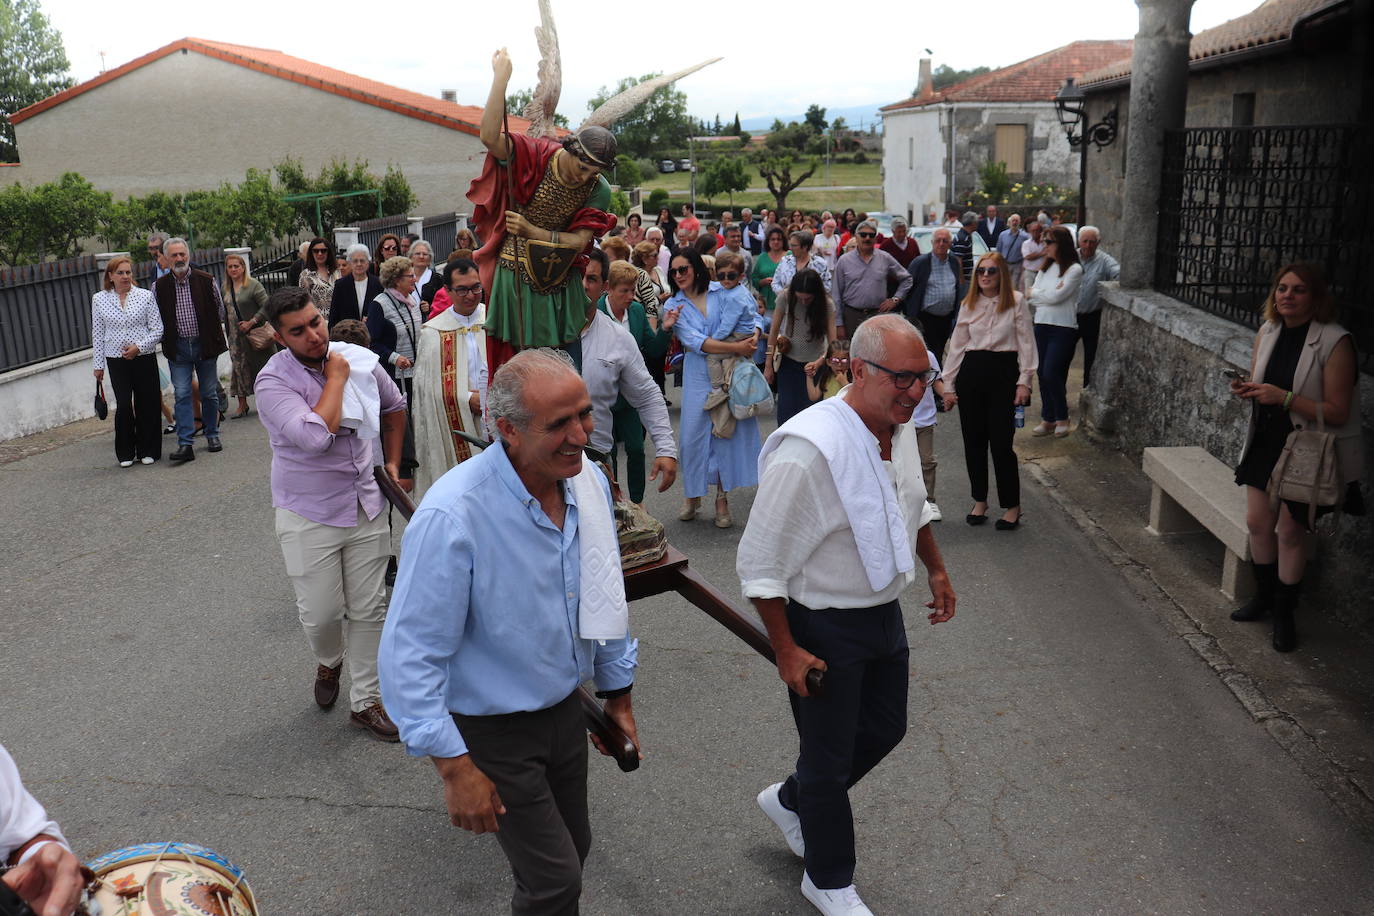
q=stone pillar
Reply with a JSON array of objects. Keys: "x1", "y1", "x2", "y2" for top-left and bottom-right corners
[
  {"x1": 456, "y1": 212, "x2": 470, "y2": 232},
  {"x1": 407, "y1": 215, "x2": 425, "y2": 241},
  {"x1": 334, "y1": 227, "x2": 359, "y2": 254},
  {"x1": 1118, "y1": 0, "x2": 1195, "y2": 288},
  {"x1": 225, "y1": 246, "x2": 252, "y2": 274}
]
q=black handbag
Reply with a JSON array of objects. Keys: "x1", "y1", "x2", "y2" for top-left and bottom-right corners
[{"x1": 94, "y1": 380, "x2": 108, "y2": 420}]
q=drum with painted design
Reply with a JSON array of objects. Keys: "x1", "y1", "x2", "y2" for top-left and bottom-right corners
[{"x1": 85, "y1": 842, "x2": 259, "y2": 916}]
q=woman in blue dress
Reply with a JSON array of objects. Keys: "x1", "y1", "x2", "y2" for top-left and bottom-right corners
[{"x1": 662, "y1": 248, "x2": 762, "y2": 528}]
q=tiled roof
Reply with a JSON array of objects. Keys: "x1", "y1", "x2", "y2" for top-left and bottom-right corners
[
  {"x1": 10, "y1": 37, "x2": 539, "y2": 136},
  {"x1": 1080, "y1": 0, "x2": 1342, "y2": 86},
  {"x1": 880, "y1": 40, "x2": 1133, "y2": 112}
]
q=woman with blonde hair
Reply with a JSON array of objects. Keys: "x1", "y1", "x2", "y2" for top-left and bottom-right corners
[
  {"x1": 942, "y1": 251, "x2": 1036, "y2": 529},
  {"x1": 222, "y1": 252, "x2": 273, "y2": 418},
  {"x1": 1229, "y1": 262, "x2": 1362, "y2": 651},
  {"x1": 91, "y1": 256, "x2": 163, "y2": 466}
]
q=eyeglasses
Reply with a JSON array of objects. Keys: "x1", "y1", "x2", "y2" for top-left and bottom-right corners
[
  {"x1": 975, "y1": 266, "x2": 1000, "y2": 276},
  {"x1": 381, "y1": 243, "x2": 397, "y2": 251},
  {"x1": 717, "y1": 271, "x2": 740, "y2": 281},
  {"x1": 670, "y1": 265, "x2": 692, "y2": 275},
  {"x1": 311, "y1": 248, "x2": 328, "y2": 254},
  {"x1": 828, "y1": 356, "x2": 850, "y2": 364},
  {"x1": 857, "y1": 232, "x2": 876, "y2": 239},
  {"x1": 860, "y1": 359, "x2": 938, "y2": 390},
  {"x1": 147, "y1": 246, "x2": 162, "y2": 253},
  {"x1": 451, "y1": 283, "x2": 482, "y2": 296}
]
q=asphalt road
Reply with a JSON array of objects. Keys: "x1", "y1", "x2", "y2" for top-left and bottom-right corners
[{"x1": 2, "y1": 399, "x2": 1372, "y2": 914}]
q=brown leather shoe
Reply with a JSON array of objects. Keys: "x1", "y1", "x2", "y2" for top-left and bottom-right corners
[
  {"x1": 314, "y1": 663, "x2": 342, "y2": 708},
  {"x1": 350, "y1": 701, "x2": 400, "y2": 742}
]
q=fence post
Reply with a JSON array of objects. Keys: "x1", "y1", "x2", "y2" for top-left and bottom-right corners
[
  {"x1": 334, "y1": 227, "x2": 359, "y2": 254},
  {"x1": 456, "y1": 213, "x2": 470, "y2": 232},
  {"x1": 225, "y1": 247, "x2": 252, "y2": 274},
  {"x1": 407, "y1": 215, "x2": 424, "y2": 241}
]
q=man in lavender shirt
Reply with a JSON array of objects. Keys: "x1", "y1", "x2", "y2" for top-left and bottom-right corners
[{"x1": 256, "y1": 287, "x2": 407, "y2": 741}]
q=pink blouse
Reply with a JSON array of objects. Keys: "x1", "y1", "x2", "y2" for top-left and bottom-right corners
[{"x1": 941, "y1": 292, "x2": 1037, "y2": 391}]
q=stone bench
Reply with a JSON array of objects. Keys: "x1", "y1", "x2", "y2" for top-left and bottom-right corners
[{"x1": 1142, "y1": 446, "x2": 1252, "y2": 600}]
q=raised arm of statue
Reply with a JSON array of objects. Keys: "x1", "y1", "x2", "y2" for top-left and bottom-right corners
[{"x1": 480, "y1": 49, "x2": 513, "y2": 161}]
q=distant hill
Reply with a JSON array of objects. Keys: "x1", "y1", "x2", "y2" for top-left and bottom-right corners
[{"x1": 738, "y1": 105, "x2": 885, "y2": 134}]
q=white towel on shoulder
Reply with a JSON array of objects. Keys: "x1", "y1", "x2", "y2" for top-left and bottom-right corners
[
  {"x1": 759, "y1": 395, "x2": 915, "y2": 592},
  {"x1": 330, "y1": 342, "x2": 382, "y2": 440},
  {"x1": 570, "y1": 462, "x2": 629, "y2": 643}
]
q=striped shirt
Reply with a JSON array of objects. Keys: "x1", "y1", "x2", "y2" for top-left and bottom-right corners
[
  {"x1": 173, "y1": 273, "x2": 198, "y2": 338},
  {"x1": 922, "y1": 256, "x2": 959, "y2": 316}
]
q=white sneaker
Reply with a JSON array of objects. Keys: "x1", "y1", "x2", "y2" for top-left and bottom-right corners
[
  {"x1": 140, "y1": 456, "x2": 155, "y2": 465},
  {"x1": 802, "y1": 872, "x2": 873, "y2": 915},
  {"x1": 927, "y1": 500, "x2": 943, "y2": 521},
  {"x1": 756, "y1": 782, "x2": 804, "y2": 857},
  {"x1": 119, "y1": 460, "x2": 134, "y2": 468}
]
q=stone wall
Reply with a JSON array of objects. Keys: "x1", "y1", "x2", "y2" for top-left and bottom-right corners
[{"x1": 1084, "y1": 285, "x2": 1374, "y2": 630}]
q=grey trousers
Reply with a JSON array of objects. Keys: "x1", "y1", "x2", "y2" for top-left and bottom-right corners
[{"x1": 455, "y1": 691, "x2": 590, "y2": 916}]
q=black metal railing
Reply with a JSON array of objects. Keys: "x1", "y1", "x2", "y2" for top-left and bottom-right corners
[
  {"x1": 0, "y1": 248, "x2": 223, "y2": 373},
  {"x1": 1156, "y1": 124, "x2": 1372, "y2": 367},
  {"x1": 250, "y1": 237, "x2": 307, "y2": 295},
  {"x1": 357, "y1": 214, "x2": 410, "y2": 257}
]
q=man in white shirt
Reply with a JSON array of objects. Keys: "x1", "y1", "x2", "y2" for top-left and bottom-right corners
[
  {"x1": 576, "y1": 250, "x2": 679, "y2": 491},
  {"x1": 1, "y1": 744, "x2": 84, "y2": 916},
  {"x1": 740, "y1": 207, "x2": 765, "y2": 255},
  {"x1": 738, "y1": 314, "x2": 956, "y2": 916}
]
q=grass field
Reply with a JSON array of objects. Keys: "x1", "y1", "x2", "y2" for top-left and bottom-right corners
[
  {"x1": 636, "y1": 160, "x2": 880, "y2": 193},
  {"x1": 636, "y1": 160, "x2": 883, "y2": 216}
]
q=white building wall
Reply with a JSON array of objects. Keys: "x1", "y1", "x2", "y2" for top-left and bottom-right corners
[
  {"x1": 10, "y1": 51, "x2": 485, "y2": 215},
  {"x1": 880, "y1": 106, "x2": 945, "y2": 225}
]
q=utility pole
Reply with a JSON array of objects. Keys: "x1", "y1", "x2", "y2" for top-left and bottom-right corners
[{"x1": 689, "y1": 136, "x2": 696, "y2": 213}]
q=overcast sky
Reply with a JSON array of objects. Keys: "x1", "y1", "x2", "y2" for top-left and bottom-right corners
[{"x1": 44, "y1": 0, "x2": 1260, "y2": 124}]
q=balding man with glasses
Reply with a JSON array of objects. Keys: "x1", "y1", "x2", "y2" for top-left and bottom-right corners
[
  {"x1": 833, "y1": 220, "x2": 912, "y2": 338},
  {"x1": 740, "y1": 314, "x2": 956, "y2": 916}
]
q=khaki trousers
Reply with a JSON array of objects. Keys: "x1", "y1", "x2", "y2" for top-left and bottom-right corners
[
  {"x1": 275, "y1": 503, "x2": 390, "y2": 712},
  {"x1": 915, "y1": 423, "x2": 937, "y2": 499}
]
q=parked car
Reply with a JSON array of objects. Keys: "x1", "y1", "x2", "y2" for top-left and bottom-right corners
[
  {"x1": 907, "y1": 226, "x2": 992, "y2": 258},
  {"x1": 677, "y1": 158, "x2": 693, "y2": 172},
  {"x1": 658, "y1": 159, "x2": 676, "y2": 173}
]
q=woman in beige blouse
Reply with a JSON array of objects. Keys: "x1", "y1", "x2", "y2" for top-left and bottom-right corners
[
  {"x1": 941, "y1": 252, "x2": 1036, "y2": 529},
  {"x1": 298, "y1": 237, "x2": 338, "y2": 321}
]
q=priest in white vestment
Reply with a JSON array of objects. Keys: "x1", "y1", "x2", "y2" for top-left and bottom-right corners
[{"x1": 413, "y1": 259, "x2": 488, "y2": 499}]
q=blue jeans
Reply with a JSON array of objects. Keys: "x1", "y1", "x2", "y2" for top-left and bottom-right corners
[
  {"x1": 1034, "y1": 323, "x2": 1079, "y2": 423},
  {"x1": 170, "y1": 338, "x2": 221, "y2": 446}
]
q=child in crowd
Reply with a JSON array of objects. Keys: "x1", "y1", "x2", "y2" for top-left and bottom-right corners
[
  {"x1": 703, "y1": 250, "x2": 758, "y2": 394},
  {"x1": 909, "y1": 346, "x2": 947, "y2": 520},
  {"x1": 805, "y1": 338, "x2": 851, "y2": 402}
]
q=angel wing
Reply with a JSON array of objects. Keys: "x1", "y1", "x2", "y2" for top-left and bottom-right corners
[
  {"x1": 522, "y1": 0, "x2": 562, "y2": 138},
  {"x1": 577, "y1": 58, "x2": 723, "y2": 132}
]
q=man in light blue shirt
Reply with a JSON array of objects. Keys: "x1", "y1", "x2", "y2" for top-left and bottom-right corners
[
  {"x1": 995, "y1": 214, "x2": 1027, "y2": 290},
  {"x1": 379, "y1": 348, "x2": 639, "y2": 915}
]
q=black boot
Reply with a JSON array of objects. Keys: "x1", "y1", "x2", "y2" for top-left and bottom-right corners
[
  {"x1": 1272, "y1": 580, "x2": 1301, "y2": 653},
  {"x1": 1230, "y1": 562, "x2": 1278, "y2": 621}
]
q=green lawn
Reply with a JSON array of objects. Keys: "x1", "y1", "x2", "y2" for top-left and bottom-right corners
[{"x1": 635, "y1": 160, "x2": 880, "y2": 193}]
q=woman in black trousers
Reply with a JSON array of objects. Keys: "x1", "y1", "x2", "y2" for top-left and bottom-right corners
[
  {"x1": 941, "y1": 252, "x2": 1036, "y2": 529},
  {"x1": 91, "y1": 256, "x2": 165, "y2": 466}
]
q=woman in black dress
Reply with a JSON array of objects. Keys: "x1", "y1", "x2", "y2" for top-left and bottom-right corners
[{"x1": 1230, "y1": 263, "x2": 1362, "y2": 652}]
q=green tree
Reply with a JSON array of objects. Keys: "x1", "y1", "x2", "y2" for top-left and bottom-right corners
[
  {"x1": 275, "y1": 157, "x2": 416, "y2": 234},
  {"x1": 613, "y1": 154, "x2": 642, "y2": 188},
  {"x1": 978, "y1": 159, "x2": 1011, "y2": 200},
  {"x1": 0, "y1": 0, "x2": 74, "y2": 162},
  {"x1": 184, "y1": 168, "x2": 297, "y2": 249},
  {"x1": 756, "y1": 154, "x2": 817, "y2": 212},
  {"x1": 765, "y1": 122, "x2": 814, "y2": 153},
  {"x1": 830, "y1": 116, "x2": 847, "y2": 133},
  {"x1": 700, "y1": 156, "x2": 750, "y2": 205},
  {"x1": 505, "y1": 88, "x2": 569, "y2": 128},
  {"x1": 587, "y1": 74, "x2": 692, "y2": 159},
  {"x1": 608, "y1": 189, "x2": 630, "y2": 218},
  {"x1": 804, "y1": 105, "x2": 828, "y2": 133},
  {"x1": 923, "y1": 64, "x2": 992, "y2": 93},
  {"x1": 0, "y1": 172, "x2": 109, "y2": 264},
  {"x1": 729, "y1": 113, "x2": 741, "y2": 135}
]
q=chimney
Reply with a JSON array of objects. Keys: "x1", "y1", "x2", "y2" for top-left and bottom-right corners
[
  {"x1": 440, "y1": 90, "x2": 457, "y2": 103},
  {"x1": 917, "y1": 58, "x2": 934, "y2": 100}
]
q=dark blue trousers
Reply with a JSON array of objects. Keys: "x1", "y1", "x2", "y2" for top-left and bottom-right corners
[
  {"x1": 778, "y1": 599, "x2": 909, "y2": 889},
  {"x1": 1034, "y1": 323, "x2": 1079, "y2": 423}
]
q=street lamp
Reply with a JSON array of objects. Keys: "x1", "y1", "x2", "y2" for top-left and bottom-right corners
[{"x1": 1054, "y1": 78, "x2": 1118, "y2": 226}]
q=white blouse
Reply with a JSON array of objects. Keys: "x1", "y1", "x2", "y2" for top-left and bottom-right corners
[
  {"x1": 91, "y1": 287, "x2": 163, "y2": 370},
  {"x1": 1028, "y1": 263, "x2": 1083, "y2": 329}
]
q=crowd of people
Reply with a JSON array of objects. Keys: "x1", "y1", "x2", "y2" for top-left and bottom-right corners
[{"x1": 69, "y1": 171, "x2": 1364, "y2": 916}]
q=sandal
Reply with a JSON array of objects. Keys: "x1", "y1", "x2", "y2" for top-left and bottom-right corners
[
  {"x1": 679, "y1": 499, "x2": 700, "y2": 521},
  {"x1": 231, "y1": 408, "x2": 251, "y2": 419},
  {"x1": 163, "y1": 423, "x2": 176, "y2": 435}
]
